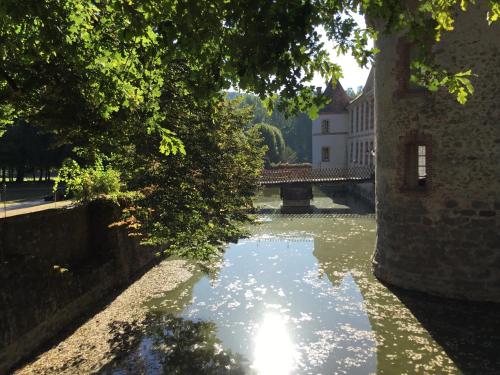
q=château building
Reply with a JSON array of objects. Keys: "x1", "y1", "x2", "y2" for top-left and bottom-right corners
[{"x1": 312, "y1": 69, "x2": 375, "y2": 169}]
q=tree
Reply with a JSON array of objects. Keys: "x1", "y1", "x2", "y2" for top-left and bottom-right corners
[
  {"x1": 346, "y1": 86, "x2": 364, "y2": 100},
  {"x1": 110, "y1": 93, "x2": 266, "y2": 257},
  {"x1": 2, "y1": 0, "x2": 497, "y2": 142},
  {"x1": 249, "y1": 123, "x2": 286, "y2": 165},
  {"x1": 231, "y1": 92, "x2": 312, "y2": 162},
  {"x1": 0, "y1": 120, "x2": 68, "y2": 182},
  {"x1": 1, "y1": 0, "x2": 498, "y2": 257}
]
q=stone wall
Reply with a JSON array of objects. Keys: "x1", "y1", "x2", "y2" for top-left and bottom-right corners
[
  {"x1": 0, "y1": 200, "x2": 158, "y2": 373},
  {"x1": 373, "y1": 2, "x2": 500, "y2": 302},
  {"x1": 346, "y1": 182, "x2": 375, "y2": 207}
]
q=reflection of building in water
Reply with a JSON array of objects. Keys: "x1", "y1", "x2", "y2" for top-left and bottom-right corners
[
  {"x1": 310, "y1": 221, "x2": 460, "y2": 373},
  {"x1": 312, "y1": 218, "x2": 374, "y2": 288}
]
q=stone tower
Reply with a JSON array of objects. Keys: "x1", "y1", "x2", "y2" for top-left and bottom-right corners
[{"x1": 373, "y1": 3, "x2": 500, "y2": 302}]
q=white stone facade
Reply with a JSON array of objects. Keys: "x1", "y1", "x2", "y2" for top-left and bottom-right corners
[
  {"x1": 311, "y1": 113, "x2": 349, "y2": 168},
  {"x1": 312, "y1": 69, "x2": 375, "y2": 169}
]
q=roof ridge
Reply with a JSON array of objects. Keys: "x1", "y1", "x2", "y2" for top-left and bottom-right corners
[{"x1": 318, "y1": 80, "x2": 350, "y2": 114}]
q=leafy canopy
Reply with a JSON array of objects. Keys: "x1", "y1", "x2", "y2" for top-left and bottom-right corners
[
  {"x1": 249, "y1": 123, "x2": 286, "y2": 164},
  {"x1": 2, "y1": 0, "x2": 498, "y2": 141}
]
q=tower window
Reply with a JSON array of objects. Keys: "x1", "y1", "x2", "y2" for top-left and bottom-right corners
[
  {"x1": 418, "y1": 145, "x2": 427, "y2": 186},
  {"x1": 403, "y1": 143, "x2": 428, "y2": 190},
  {"x1": 321, "y1": 120, "x2": 329, "y2": 134}
]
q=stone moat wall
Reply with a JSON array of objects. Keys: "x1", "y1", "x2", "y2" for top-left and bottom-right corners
[
  {"x1": 373, "y1": 3, "x2": 500, "y2": 302},
  {"x1": 0, "y1": 200, "x2": 158, "y2": 374}
]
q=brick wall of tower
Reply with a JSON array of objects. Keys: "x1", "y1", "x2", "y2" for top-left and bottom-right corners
[{"x1": 373, "y1": 3, "x2": 500, "y2": 302}]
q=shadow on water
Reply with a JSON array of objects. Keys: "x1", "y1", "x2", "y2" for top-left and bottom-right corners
[
  {"x1": 386, "y1": 285, "x2": 500, "y2": 375},
  {"x1": 255, "y1": 186, "x2": 374, "y2": 217}
]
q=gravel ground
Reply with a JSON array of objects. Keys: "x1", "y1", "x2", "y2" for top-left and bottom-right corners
[{"x1": 14, "y1": 259, "x2": 195, "y2": 375}]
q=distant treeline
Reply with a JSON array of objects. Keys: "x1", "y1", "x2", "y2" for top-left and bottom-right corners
[
  {"x1": 227, "y1": 92, "x2": 312, "y2": 163},
  {"x1": 0, "y1": 121, "x2": 70, "y2": 182}
]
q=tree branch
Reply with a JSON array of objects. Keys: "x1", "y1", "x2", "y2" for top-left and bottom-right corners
[{"x1": 0, "y1": 69, "x2": 20, "y2": 92}]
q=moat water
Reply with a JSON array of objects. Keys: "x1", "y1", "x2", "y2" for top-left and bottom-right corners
[{"x1": 104, "y1": 187, "x2": 500, "y2": 374}]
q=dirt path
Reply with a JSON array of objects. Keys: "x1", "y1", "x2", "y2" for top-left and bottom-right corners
[
  {"x1": 1, "y1": 200, "x2": 73, "y2": 218},
  {"x1": 14, "y1": 259, "x2": 195, "y2": 375}
]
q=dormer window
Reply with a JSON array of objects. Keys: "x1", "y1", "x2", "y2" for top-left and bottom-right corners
[{"x1": 321, "y1": 120, "x2": 329, "y2": 134}]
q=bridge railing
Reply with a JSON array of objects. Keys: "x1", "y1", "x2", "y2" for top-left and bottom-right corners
[{"x1": 260, "y1": 166, "x2": 374, "y2": 185}]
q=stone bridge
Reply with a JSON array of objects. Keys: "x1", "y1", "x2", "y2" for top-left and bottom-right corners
[{"x1": 259, "y1": 166, "x2": 374, "y2": 212}]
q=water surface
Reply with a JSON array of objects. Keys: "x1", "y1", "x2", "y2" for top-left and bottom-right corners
[{"x1": 104, "y1": 187, "x2": 500, "y2": 374}]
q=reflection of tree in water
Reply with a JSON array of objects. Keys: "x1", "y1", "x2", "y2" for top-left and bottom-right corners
[
  {"x1": 149, "y1": 314, "x2": 252, "y2": 374},
  {"x1": 109, "y1": 313, "x2": 252, "y2": 374}
]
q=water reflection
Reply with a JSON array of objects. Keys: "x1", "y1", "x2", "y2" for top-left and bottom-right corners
[
  {"x1": 102, "y1": 189, "x2": 500, "y2": 374},
  {"x1": 106, "y1": 314, "x2": 250, "y2": 374}
]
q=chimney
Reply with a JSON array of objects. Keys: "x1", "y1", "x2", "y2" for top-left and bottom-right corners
[{"x1": 316, "y1": 87, "x2": 322, "y2": 95}]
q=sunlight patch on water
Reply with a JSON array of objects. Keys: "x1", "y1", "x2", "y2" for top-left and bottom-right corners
[{"x1": 252, "y1": 312, "x2": 299, "y2": 375}]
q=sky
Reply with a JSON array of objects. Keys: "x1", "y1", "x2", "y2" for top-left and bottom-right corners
[{"x1": 310, "y1": 14, "x2": 372, "y2": 91}]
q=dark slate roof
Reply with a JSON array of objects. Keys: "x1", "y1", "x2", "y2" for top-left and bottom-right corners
[
  {"x1": 318, "y1": 80, "x2": 351, "y2": 114},
  {"x1": 362, "y1": 68, "x2": 374, "y2": 94}
]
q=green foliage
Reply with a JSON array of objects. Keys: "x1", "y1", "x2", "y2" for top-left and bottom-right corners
[
  {"x1": 3, "y1": 0, "x2": 496, "y2": 141},
  {"x1": 114, "y1": 97, "x2": 265, "y2": 260},
  {"x1": 248, "y1": 123, "x2": 286, "y2": 164},
  {"x1": 1, "y1": 0, "x2": 498, "y2": 259},
  {"x1": 346, "y1": 86, "x2": 364, "y2": 100},
  {"x1": 142, "y1": 314, "x2": 249, "y2": 373},
  {"x1": 54, "y1": 158, "x2": 121, "y2": 202},
  {"x1": 363, "y1": 0, "x2": 499, "y2": 104},
  {"x1": 232, "y1": 92, "x2": 312, "y2": 162},
  {"x1": 282, "y1": 146, "x2": 298, "y2": 164}
]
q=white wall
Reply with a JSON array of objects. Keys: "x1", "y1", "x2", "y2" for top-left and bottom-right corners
[
  {"x1": 347, "y1": 92, "x2": 375, "y2": 168},
  {"x1": 311, "y1": 113, "x2": 349, "y2": 169}
]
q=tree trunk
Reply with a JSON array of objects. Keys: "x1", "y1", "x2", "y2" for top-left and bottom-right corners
[{"x1": 16, "y1": 167, "x2": 24, "y2": 183}]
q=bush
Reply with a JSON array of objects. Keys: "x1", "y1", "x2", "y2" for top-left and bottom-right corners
[{"x1": 54, "y1": 158, "x2": 121, "y2": 202}]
